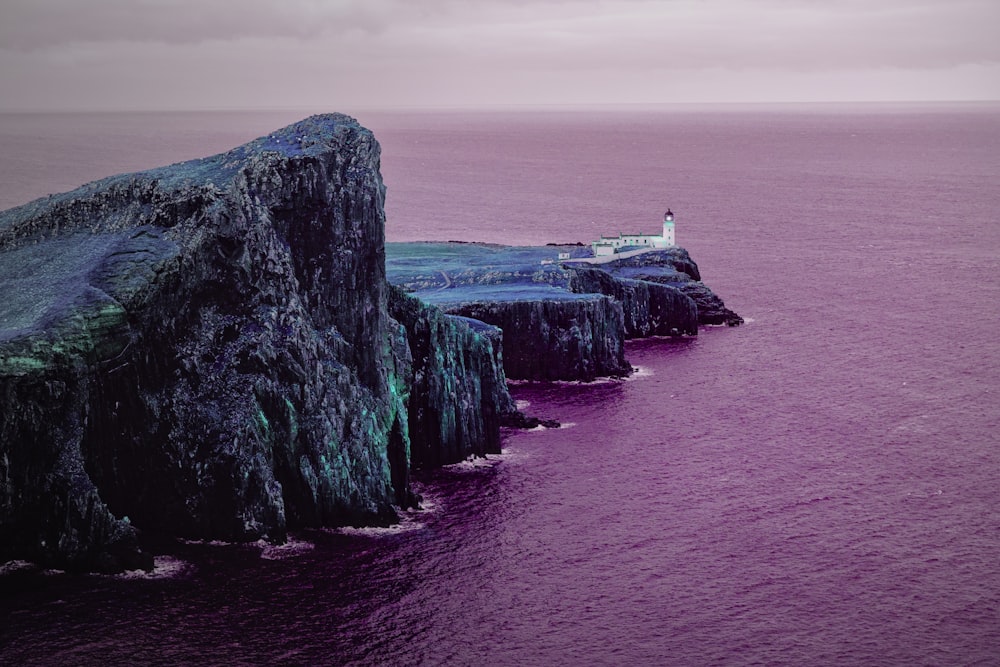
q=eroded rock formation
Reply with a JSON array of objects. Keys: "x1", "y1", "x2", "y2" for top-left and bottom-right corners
[
  {"x1": 601, "y1": 249, "x2": 743, "y2": 326},
  {"x1": 388, "y1": 287, "x2": 516, "y2": 467},
  {"x1": 384, "y1": 242, "x2": 742, "y2": 381},
  {"x1": 446, "y1": 295, "x2": 631, "y2": 381},
  {"x1": 565, "y1": 266, "x2": 699, "y2": 338}
]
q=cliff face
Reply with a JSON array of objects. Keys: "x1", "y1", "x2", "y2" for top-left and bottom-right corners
[
  {"x1": 601, "y1": 249, "x2": 743, "y2": 326},
  {"x1": 446, "y1": 296, "x2": 631, "y2": 381},
  {"x1": 0, "y1": 115, "x2": 514, "y2": 572},
  {"x1": 0, "y1": 115, "x2": 741, "y2": 571},
  {"x1": 388, "y1": 287, "x2": 515, "y2": 467},
  {"x1": 385, "y1": 242, "x2": 741, "y2": 381},
  {"x1": 566, "y1": 266, "x2": 698, "y2": 338}
]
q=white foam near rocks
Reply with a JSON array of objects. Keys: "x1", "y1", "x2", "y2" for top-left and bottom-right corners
[
  {"x1": 407, "y1": 483, "x2": 441, "y2": 514},
  {"x1": 446, "y1": 455, "x2": 501, "y2": 470},
  {"x1": 258, "y1": 537, "x2": 315, "y2": 561},
  {"x1": 178, "y1": 538, "x2": 238, "y2": 547},
  {"x1": 331, "y1": 484, "x2": 447, "y2": 537},
  {"x1": 622, "y1": 365, "x2": 653, "y2": 381},
  {"x1": 334, "y1": 521, "x2": 426, "y2": 537},
  {"x1": 117, "y1": 555, "x2": 191, "y2": 580},
  {"x1": 0, "y1": 559, "x2": 37, "y2": 575}
]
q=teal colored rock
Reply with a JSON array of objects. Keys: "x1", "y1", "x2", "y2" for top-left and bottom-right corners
[{"x1": 389, "y1": 287, "x2": 516, "y2": 466}]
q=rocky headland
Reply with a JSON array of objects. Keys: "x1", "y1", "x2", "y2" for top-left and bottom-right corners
[
  {"x1": 0, "y1": 114, "x2": 739, "y2": 573},
  {"x1": 385, "y1": 242, "x2": 741, "y2": 381}
]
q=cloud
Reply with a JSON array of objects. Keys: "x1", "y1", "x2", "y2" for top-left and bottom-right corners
[
  {"x1": 3, "y1": 0, "x2": 997, "y2": 70},
  {"x1": 0, "y1": 0, "x2": 412, "y2": 49},
  {"x1": 0, "y1": 0, "x2": 997, "y2": 109},
  {"x1": 407, "y1": 0, "x2": 1000, "y2": 71}
]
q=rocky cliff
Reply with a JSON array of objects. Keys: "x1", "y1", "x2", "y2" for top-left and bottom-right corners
[
  {"x1": 388, "y1": 287, "x2": 516, "y2": 467},
  {"x1": 599, "y1": 249, "x2": 743, "y2": 327},
  {"x1": 385, "y1": 242, "x2": 741, "y2": 381},
  {"x1": 565, "y1": 266, "x2": 699, "y2": 338},
  {"x1": 0, "y1": 114, "x2": 515, "y2": 572},
  {"x1": 0, "y1": 115, "x2": 741, "y2": 572},
  {"x1": 445, "y1": 295, "x2": 632, "y2": 381}
]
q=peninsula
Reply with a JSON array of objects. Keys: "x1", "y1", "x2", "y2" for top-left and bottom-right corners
[{"x1": 0, "y1": 114, "x2": 739, "y2": 573}]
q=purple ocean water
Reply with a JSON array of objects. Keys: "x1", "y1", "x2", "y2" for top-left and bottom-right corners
[{"x1": 1, "y1": 105, "x2": 999, "y2": 665}]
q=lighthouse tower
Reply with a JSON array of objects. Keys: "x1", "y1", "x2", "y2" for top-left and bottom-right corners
[{"x1": 662, "y1": 209, "x2": 676, "y2": 247}]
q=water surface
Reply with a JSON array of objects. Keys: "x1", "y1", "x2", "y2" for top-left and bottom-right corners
[{"x1": 2, "y1": 104, "x2": 998, "y2": 665}]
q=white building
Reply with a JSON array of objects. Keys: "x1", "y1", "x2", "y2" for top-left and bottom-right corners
[{"x1": 591, "y1": 209, "x2": 676, "y2": 257}]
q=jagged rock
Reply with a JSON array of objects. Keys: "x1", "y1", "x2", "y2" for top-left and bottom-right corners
[
  {"x1": 598, "y1": 247, "x2": 743, "y2": 326},
  {"x1": 501, "y1": 412, "x2": 561, "y2": 430},
  {"x1": 0, "y1": 113, "x2": 742, "y2": 572},
  {"x1": 0, "y1": 114, "x2": 515, "y2": 572},
  {"x1": 626, "y1": 275, "x2": 744, "y2": 326},
  {"x1": 385, "y1": 242, "x2": 741, "y2": 379},
  {"x1": 388, "y1": 287, "x2": 516, "y2": 468},
  {"x1": 671, "y1": 282, "x2": 743, "y2": 326},
  {"x1": 605, "y1": 246, "x2": 702, "y2": 281},
  {"x1": 446, "y1": 296, "x2": 631, "y2": 381},
  {"x1": 565, "y1": 266, "x2": 698, "y2": 337}
]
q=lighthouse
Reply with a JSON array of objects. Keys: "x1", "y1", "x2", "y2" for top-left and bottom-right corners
[
  {"x1": 589, "y1": 208, "x2": 678, "y2": 257},
  {"x1": 662, "y1": 209, "x2": 676, "y2": 247}
]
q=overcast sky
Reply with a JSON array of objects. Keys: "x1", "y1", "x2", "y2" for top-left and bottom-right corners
[{"x1": 1, "y1": 0, "x2": 997, "y2": 111}]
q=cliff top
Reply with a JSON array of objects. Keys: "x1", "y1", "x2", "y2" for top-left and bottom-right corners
[
  {"x1": 385, "y1": 241, "x2": 695, "y2": 308},
  {"x1": 0, "y1": 113, "x2": 377, "y2": 373},
  {"x1": 0, "y1": 113, "x2": 370, "y2": 241}
]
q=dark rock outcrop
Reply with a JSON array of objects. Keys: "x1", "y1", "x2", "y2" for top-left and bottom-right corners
[
  {"x1": 599, "y1": 247, "x2": 743, "y2": 326},
  {"x1": 388, "y1": 287, "x2": 515, "y2": 468},
  {"x1": 446, "y1": 296, "x2": 631, "y2": 381},
  {"x1": 606, "y1": 246, "x2": 702, "y2": 281},
  {"x1": 670, "y1": 281, "x2": 743, "y2": 326},
  {"x1": 0, "y1": 115, "x2": 741, "y2": 572},
  {"x1": 566, "y1": 266, "x2": 698, "y2": 337},
  {"x1": 0, "y1": 114, "x2": 516, "y2": 572},
  {"x1": 385, "y1": 242, "x2": 740, "y2": 380}
]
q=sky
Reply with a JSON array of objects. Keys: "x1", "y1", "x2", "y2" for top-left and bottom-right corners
[{"x1": 0, "y1": 0, "x2": 997, "y2": 111}]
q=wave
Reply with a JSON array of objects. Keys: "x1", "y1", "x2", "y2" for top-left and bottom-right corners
[
  {"x1": 333, "y1": 521, "x2": 426, "y2": 537},
  {"x1": 622, "y1": 365, "x2": 653, "y2": 381}
]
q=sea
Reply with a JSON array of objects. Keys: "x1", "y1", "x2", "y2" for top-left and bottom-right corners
[{"x1": 1, "y1": 103, "x2": 998, "y2": 666}]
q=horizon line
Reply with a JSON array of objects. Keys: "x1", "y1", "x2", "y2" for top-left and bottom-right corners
[{"x1": 1, "y1": 99, "x2": 999, "y2": 115}]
